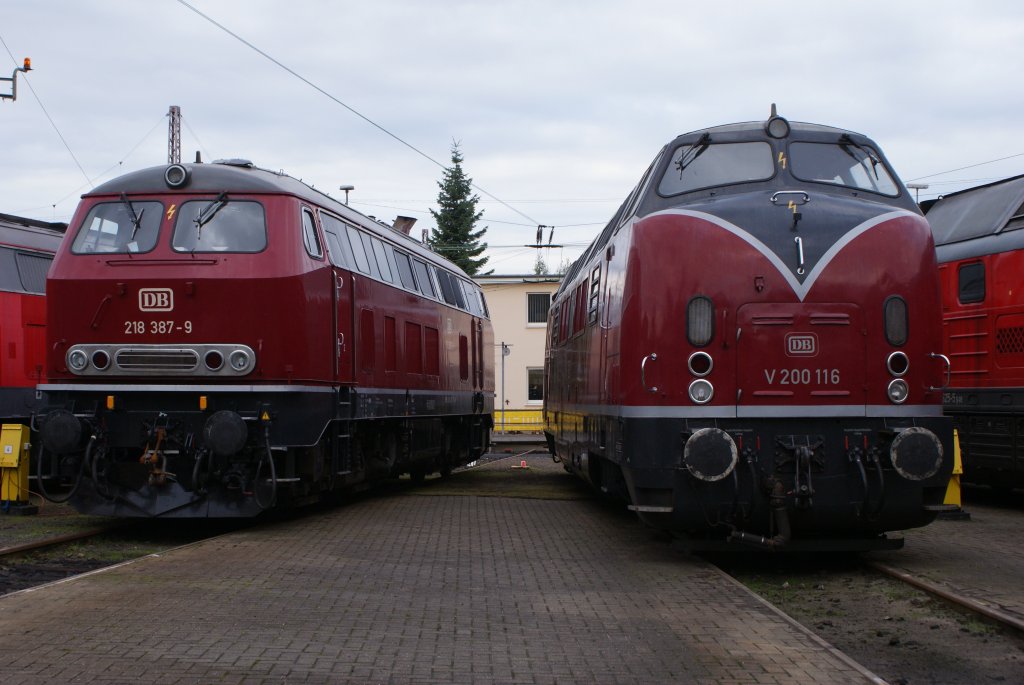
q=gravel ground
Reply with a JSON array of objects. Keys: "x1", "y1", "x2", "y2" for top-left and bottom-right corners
[{"x1": 714, "y1": 551, "x2": 1024, "y2": 685}]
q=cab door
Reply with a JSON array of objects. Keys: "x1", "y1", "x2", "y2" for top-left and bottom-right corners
[{"x1": 317, "y1": 213, "x2": 355, "y2": 383}]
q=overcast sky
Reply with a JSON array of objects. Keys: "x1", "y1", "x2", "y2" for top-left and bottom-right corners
[{"x1": 3, "y1": 1, "x2": 1024, "y2": 273}]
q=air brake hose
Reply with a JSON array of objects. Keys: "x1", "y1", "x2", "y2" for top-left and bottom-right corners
[
  {"x1": 34, "y1": 435, "x2": 94, "y2": 504},
  {"x1": 253, "y1": 428, "x2": 278, "y2": 510}
]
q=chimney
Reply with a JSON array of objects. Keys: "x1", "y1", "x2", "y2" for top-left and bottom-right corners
[{"x1": 393, "y1": 216, "x2": 417, "y2": 235}]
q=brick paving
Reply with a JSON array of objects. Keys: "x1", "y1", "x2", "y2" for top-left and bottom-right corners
[
  {"x1": 867, "y1": 500, "x2": 1024, "y2": 625},
  {"x1": 0, "y1": 455, "x2": 879, "y2": 684}
]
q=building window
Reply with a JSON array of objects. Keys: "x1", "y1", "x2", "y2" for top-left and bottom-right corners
[
  {"x1": 527, "y1": 367, "x2": 544, "y2": 402},
  {"x1": 527, "y1": 292, "x2": 551, "y2": 324}
]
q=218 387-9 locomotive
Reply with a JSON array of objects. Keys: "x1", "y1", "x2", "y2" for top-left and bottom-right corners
[
  {"x1": 37, "y1": 159, "x2": 493, "y2": 517},
  {"x1": 544, "y1": 109, "x2": 954, "y2": 550}
]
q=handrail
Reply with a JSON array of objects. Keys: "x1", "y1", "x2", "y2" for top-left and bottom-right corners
[
  {"x1": 928, "y1": 352, "x2": 951, "y2": 392},
  {"x1": 641, "y1": 353, "x2": 658, "y2": 393}
]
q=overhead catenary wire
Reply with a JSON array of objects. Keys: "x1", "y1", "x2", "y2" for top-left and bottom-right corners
[
  {"x1": 176, "y1": 0, "x2": 544, "y2": 229},
  {"x1": 907, "y1": 152, "x2": 1024, "y2": 182}
]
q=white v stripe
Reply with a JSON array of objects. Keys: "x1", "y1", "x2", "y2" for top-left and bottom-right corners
[{"x1": 644, "y1": 208, "x2": 918, "y2": 301}]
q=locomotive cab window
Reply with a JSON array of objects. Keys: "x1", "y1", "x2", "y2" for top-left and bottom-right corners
[
  {"x1": 658, "y1": 142, "x2": 774, "y2": 196},
  {"x1": 72, "y1": 200, "x2": 163, "y2": 254},
  {"x1": 301, "y1": 208, "x2": 323, "y2": 259},
  {"x1": 958, "y1": 262, "x2": 986, "y2": 304},
  {"x1": 789, "y1": 141, "x2": 899, "y2": 196},
  {"x1": 173, "y1": 200, "x2": 266, "y2": 253}
]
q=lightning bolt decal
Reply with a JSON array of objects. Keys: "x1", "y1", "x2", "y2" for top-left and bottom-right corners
[{"x1": 166, "y1": 204, "x2": 177, "y2": 221}]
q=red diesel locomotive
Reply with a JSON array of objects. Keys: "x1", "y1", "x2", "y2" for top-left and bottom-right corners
[
  {"x1": 925, "y1": 174, "x2": 1024, "y2": 490},
  {"x1": 37, "y1": 159, "x2": 494, "y2": 517},
  {"x1": 0, "y1": 213, "x2": 65, "y2": 425},
  {"x1": 544, "y1": 110, "x2": 954, "y2": 549}
]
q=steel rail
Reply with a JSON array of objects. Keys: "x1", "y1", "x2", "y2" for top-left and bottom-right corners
[
  {"x1": 0, "y1": 527, "x2": 118, "y2": 559},
  {"x1": 865, "y1": 560, "x2": 1024, "y2": 634}
]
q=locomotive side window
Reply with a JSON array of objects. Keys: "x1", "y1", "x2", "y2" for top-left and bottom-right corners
[
  {"x1": 658, "y1": 142, "x2": 774, "y2": 196},
  {"x1": 357, "y1": 233, "x2": 382, "y2": 279},
  {"x1": 0, "y1": 247, "x2": 20, "y2": 292},
  {"x1": 588, "y1": 265, "x2": 601, "y2": 325},
  {"x1": 345, "y1": 225, "x2": 372, "y2": 274},
  {"x1": 789, "y1": 142, "x2": 899, "y2": 196},
  {"x1": 0, "y1": 247, "x2": 51, "y2": 295},
  {"x1": 393, "y1": 250, "x2": 417, "y2": 290},
  {"x1": 72, "y1": 200, "x2": 163, "y2": 254},
  {"x1": 370, "y1": 237, "x2": 394, "y2": 283},
  {"x1": 15, "y1": 251, "x2": 51, "y2": 294},
  {"x1": 434, "y1": 268, "x2": 459, "y2": 306},
  {"x1": 172, "y1": 200, "x2": 266, "y2": 253},
  {"x1": 412, "y1": 258, "x2": 437, "y2": 299},
  {"x1": 460, "y1": 279, "x2": 482, "y2": 316},
  {"x1": 319, "y1": 214, "x2": 355, "y2": 268},
  {"x1": 958, "y1": 262, "x2": 986, "y2": 304}
]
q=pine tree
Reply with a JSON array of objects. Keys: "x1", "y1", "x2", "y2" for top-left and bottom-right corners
[
  {"x1": 533, "y1": 253, "x2": 548, "y2": 275},
  {"x1": 428, "y1": 142, "x2": 490, "y2": 276}
]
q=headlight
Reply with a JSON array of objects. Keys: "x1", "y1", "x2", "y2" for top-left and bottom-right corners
[
  {"x1": 204, "y1": 350, "x2": 224, "y2": 371},
  {"x1": 887, "y1": 351, "x2": 909, "y2": 377},
  {"x1": 687, "y1": 351, "x2": 713, "y2": 377},
  {"x1": 164, "y1": 164, "x2": 190, "y2": 188},
  {"x1": 688, "y1": 379, "x2": 714, "y2": 404},
  {"x1": 67, "y1": 349, "x2": 88, "y2": 372},
  {"x1": 91, "y1": 350, "x2": 110, "y2": 370},
  {"x1": 229, "y1": 349, "x2": 252, "y2": 372},
  {"x1": 887, "y1": 379, "x2": 909, "y2": 404}
]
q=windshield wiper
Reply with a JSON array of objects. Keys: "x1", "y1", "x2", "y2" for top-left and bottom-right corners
[
  {"x1": 839, "y1": 134, "x2": 881, "y2": 180},
  {"x1": 194, "y1": 192, "x2": 229, "y2": 237},
  {"x1": 675, "y1": 133, "x2": 711, "y2": 178},
  {"x1": 120, "y1": 192, "x2": 145, "y2": 241}
]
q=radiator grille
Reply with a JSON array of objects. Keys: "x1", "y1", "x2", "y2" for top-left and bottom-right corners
[
  {"x1": 996, "y1": 326, "x2": 1024, "y2": 354},
  {"x1": 115, "y1": 349, "x2": 198, "y2": 371}
]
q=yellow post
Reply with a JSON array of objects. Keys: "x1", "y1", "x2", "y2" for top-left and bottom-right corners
[{"x1": 1, "y1": 423, "x2": 34, "y2": 514}]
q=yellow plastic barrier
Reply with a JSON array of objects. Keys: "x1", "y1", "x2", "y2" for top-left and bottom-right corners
[
  {"x1": 494, "y1": 410, "x2": 544, "y2": 433},
  {"x1": 943, "y1": 428, "x2": 963, "y2": 508}
]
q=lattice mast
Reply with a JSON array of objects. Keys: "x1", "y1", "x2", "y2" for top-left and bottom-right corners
[{"x1": 167, "y1": 105, "x2": 181, "y2": 164}]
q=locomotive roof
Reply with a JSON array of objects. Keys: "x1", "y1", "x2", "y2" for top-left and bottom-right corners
[
  {"x1": 669, "y1": 120, "x2": 873, "y2": 144},
  {"x1": 85, "y1": 160, "x2": 469, "y2": 277},
  {"x1": 0, "y1": 212, "x2": 67, "y2": 253},
  {"x1": 925, "y1": 173, "x2": 1024, "y2": 246}
]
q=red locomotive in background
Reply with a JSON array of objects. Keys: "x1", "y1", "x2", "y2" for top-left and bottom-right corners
[
  {"x1": 544, "y1": 109, "x2": 954, "y2": 549},
  {"x1": 925, "y1": 174, "x2": 1024, "y2": 490},
  {"x1": 37, "y1": 159, "x2": 493, "y2": 517},
  {"x1": 0, "y1": 213, "x2": 65, "y2": 425}
]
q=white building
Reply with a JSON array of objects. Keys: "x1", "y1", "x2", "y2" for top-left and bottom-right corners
[{"x1": 476, "y1": 274, "x2": 561, "y2": 432}]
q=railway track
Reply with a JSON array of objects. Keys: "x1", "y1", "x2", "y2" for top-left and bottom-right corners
[
  {"x1": 711, "y1": 547, "x2": 1024, "y2": 684},
  {"x1": 0, "y1": 518, "x2": 247, "y2": 596},
  {"x1": 866, "y1": 559, "x2": 1024, "y2": 634},
  {"x1": 0, "y1": 526, "x2": 122, "y2": 560}
]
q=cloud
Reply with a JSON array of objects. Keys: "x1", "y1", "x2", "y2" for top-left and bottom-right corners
[{"x1": 4, "y1": 1, "x2": 1024, "y2": 272}]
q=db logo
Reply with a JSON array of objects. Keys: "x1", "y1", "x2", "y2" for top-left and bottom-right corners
[
  {"x1": 139, "y1": 288, "x2": 174, "y2": 312},
  {"x1": 785, "y1": 333, "x2": 817, "y2": 357}
]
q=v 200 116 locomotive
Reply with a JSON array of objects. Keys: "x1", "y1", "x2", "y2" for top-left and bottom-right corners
[
  {"x1": 37, "y1": 159, "x2": 494, "y2": 517},
  {"x1": 925, "y1": 174, "x2": 1024, "y2": 491},
  {"x1": 544, "y1": 109, "x2": 954, "y2": 550}
]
